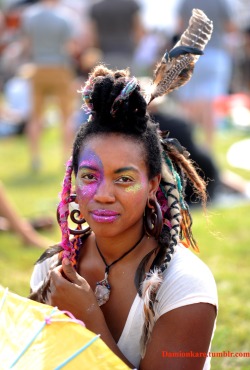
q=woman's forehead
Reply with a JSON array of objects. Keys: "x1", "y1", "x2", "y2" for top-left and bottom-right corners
[
  {"x1": 78, "y1": 134, "x2": 146, "y2": 169},
  {"x1": 80, "y1": 133, "x2": 144, "y2": 156}
]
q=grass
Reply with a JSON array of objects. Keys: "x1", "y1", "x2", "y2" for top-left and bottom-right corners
[
  {"x1": 0, "y1": 125, "x2": 63, "y2": 295},
  {"x1": 192, "y1": 204, "x2": 250, "y2": 369},
  {"x1": 0, "y1": 122, "x2": 250, "y2": 369}
]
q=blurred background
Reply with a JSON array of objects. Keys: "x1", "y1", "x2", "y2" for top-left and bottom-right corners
[{"x1": 0, "y1": 1, "x2": 249, "y2": 369}]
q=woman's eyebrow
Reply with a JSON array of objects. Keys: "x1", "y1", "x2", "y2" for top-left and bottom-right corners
[
  {"x1": 78, "y1": 164, "x2": 98, "y2": 171},
  {"x1": 114, "y1": 166, "x2": 139, "y2": 174}
]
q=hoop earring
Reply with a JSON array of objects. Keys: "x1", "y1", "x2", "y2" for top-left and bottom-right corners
[
  {"x1": 144, "y1": 199, "x2": 163, "y2": 239},
  {"x1": 56, "y1": 194, "x2": 91, "y2": 235}
]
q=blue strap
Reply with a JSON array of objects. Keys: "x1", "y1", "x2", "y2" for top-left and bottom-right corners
[
  {"x1": 4, "y1": 294, "x2": 99, "y2": 370},
  {"x1": 9, "y1": 307, "x2": 58, "y2": 368},
  {"x1": 54, "y1": 334, "x2": 101, "y2": 370}
]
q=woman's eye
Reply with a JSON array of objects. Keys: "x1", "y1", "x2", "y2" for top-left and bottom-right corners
[
  {"x1": 116, "y1": 176, "x2": 133, "y2": 183},
  {"x1": 81, "y1": 173, "x2": 97, "y2": 181}
]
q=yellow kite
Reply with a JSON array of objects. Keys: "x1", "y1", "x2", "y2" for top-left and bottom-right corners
[{"x1": 0, "y1": 286, "x2": 130, "y2": 370}]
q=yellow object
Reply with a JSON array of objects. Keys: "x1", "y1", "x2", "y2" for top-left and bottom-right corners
[{"x1": 0, "y1": 286, "x2": 129, "y2": 370}]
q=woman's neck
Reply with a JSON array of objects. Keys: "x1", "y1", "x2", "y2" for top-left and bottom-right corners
[{"x1": 94, "y1": 230, "x2": 144, "y2": 262}]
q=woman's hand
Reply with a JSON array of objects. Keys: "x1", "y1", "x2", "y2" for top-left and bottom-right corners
[
  {"x1": 49, "y1": 258, "x2": 100, "y2": 324},
  {"x1": 49, "y1": 258, "x2": 134, "y2": 368}
]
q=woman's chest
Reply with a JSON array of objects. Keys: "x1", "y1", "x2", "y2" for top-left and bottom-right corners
[
  {"x1": 101, "y1": 275, "x2": 138, "y2": 342},
  {"x1": 79, "y1": 258, "x2": 138, "y2": 342}
]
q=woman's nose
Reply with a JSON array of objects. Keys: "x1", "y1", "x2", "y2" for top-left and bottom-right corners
[{"x1": 93, "y1": 180, "x2": 115, "y2": 203}]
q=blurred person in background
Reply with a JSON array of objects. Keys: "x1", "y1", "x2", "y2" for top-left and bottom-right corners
[
  {"x1": 0, "y1": 9, "x2": 6, "y2": 88},
  {"x1": 0, "y1": 63, "x2": 32, "y2": 137},
  {"x1": 231, "y1": 26, "x2": 250, "y2": 96},
  {"x1": 133, "y1": 28, "x2": 169, "y2": 77},
  {"x1": 138, "y1": 70, "x2": 250, "y2": 207},
  {"x1": 20, "y1": 0, "x2": 80, "y2": 171},
  {"x1": 0, "y1": 4, "x2": 27, "y2": 86},
  {"x1": 173, "y1": 0, "x2": 238, "y2": 152},
  {"x1": 87, "y1": 0, "x2": 145, "y2": 75},
  {"x1": 148, "y1": 96, "x2": 250, "y2": 207},
  {"x1": 133, "y1": 0, "x2": 181, "y2": 77},
  {"x1": 0, "y1": 181, "x2": 53, "y2": 249},
  {"x1": 149, "y1": 103, "x2": 220, "y2": 206},
  {"x1": 61, "y1": 0, "x2": 93, "y2": 74}
]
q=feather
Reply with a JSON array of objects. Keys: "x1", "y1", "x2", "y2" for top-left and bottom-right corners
[
  {"x1": 146, "y1": 8, "x2": 213, "y2": 104},
  {"x1": 28, "y1": 256, "x2": 62, "y2": 304},
  {"x1": 140, "y1": 270, "x2": 163, "y2": 357}
]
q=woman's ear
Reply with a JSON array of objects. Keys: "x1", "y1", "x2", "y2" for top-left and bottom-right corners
[{"x1": 148, "y1": 174, "x2": 161, "y2": 198}]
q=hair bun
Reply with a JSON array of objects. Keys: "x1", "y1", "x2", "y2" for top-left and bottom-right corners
[
  {"x1": 84, "y1": 64, "x2": 148, "y2": 134},
  {"x1": 91, "y1": 65, "x2": 113, "y2": 78}
]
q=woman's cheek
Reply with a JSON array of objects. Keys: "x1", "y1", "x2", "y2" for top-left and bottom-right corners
[
  {"x1": 76, "y1": 182, "x2": 97, "y2": 202},
  {"x1": 125, "y1": 183, "x2": 143, "y2": 194},
  {"x1": 125, "y1": 182, "x2": 148, "y2": 204}
]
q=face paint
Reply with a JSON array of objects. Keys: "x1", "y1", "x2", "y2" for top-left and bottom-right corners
[
  {"x1": 76, "y1": 148, "x2": 103, "y2": 200},
  {"x1": 125, "y1": 182, "x2": 143, "y2": 193}
]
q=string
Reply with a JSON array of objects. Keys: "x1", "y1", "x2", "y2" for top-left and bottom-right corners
[
  {"x1": 44, "y1": 310, "x2": 85, "y2": 327},
  {"x1": 54, "y1": 334, "x2": 101, "y2": 370},
  {"x1": 95, "y1": 234, "x2": 144, "y2": 275}
]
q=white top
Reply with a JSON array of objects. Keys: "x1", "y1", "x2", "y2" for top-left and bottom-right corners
[{"x1": 30, "y1": 243, "x2": 218, "y2": 369}]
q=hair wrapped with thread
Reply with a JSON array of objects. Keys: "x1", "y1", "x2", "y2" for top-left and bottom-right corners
[
  {"x1": 57, "y1": 157, "x2": 74, "y2": 259},
  {"x1": 59, "y1": 64, "x2": 207, "y2": 356}
]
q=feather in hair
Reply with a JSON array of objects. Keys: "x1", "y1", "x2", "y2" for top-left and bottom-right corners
[
  {"x1": 145, "y1": 8, "x2": 213, "y2": 104},
  {"x1": 140, "y1": 269, "x2": 163, "y2": 357}
]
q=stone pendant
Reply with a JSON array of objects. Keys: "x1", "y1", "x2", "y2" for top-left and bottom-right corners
[{"x1": 95, "y1": 273, "x2": 111, "y2": 306}]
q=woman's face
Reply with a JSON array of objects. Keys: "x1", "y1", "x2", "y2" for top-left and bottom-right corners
[{"x1": 75, "y1": 134, "x2": 160, "y2": 238}]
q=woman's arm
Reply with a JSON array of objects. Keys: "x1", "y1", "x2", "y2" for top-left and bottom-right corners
[{"x1": 139, "y1": 303, "x2": 216, "y2": 370}]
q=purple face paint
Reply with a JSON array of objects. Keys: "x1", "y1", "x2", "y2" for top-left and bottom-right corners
[{"x1": 76, "y1": 148, "x2": 103, "y2": 201}]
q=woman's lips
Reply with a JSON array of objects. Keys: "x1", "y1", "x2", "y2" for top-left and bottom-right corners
[{"x1": 91, "y1": 210, "x2": 120, "y2": 223}]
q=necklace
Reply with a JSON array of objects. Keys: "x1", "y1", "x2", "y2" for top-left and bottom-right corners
[{"x1": 94, "y1": 234, "x2": 144, "y2": 306}]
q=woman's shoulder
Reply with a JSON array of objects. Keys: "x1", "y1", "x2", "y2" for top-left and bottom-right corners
[
  {"x1": 166, "y1": 243, "x2": 216, "y2": 279},
  {"x1": 155, "y1": 243, "x2": 218, "y2": 318}
]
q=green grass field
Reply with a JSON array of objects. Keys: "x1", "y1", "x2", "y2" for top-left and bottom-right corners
[{"x1": 0, "y1": 123, "x2": 249, "y2": 369}]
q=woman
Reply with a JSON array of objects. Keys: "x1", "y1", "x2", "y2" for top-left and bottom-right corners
[{"x1": 30, "y1": 65, "x2": 218, "y2": 370}]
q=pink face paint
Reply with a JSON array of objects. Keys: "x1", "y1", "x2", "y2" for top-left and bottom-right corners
[{"x1": 76, "y1": 148, "x2": 103, "y2": 200}]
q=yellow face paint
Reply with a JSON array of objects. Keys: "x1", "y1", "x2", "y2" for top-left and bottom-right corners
[{"x1": 125, "y1": 183, "x2": 142, "y2": 193}]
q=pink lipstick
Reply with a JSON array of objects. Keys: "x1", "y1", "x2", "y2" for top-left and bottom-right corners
[{"x1": 91, "y1": 210, "x2": 119, "y2": 223}]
